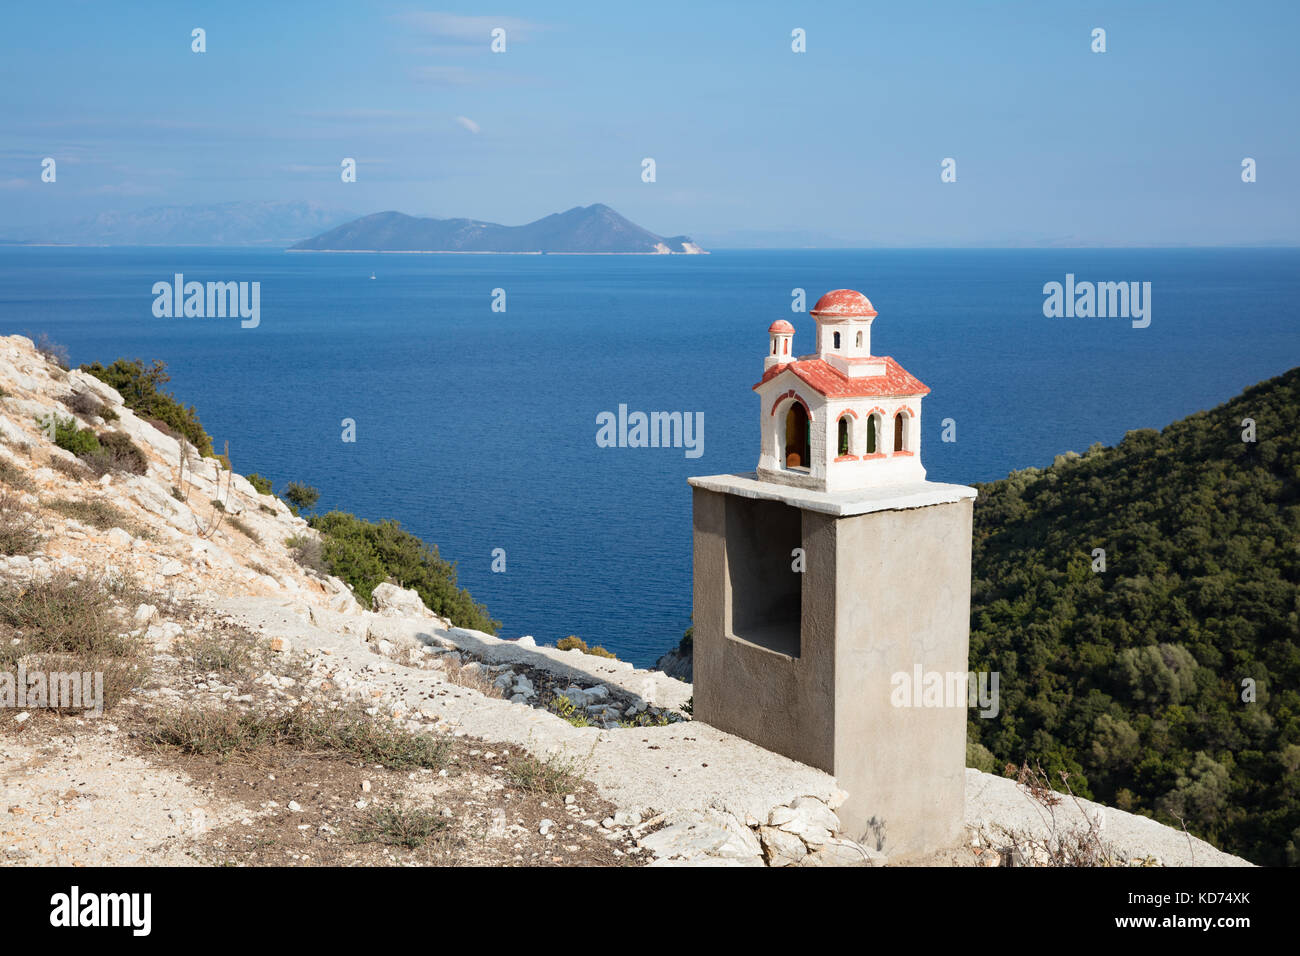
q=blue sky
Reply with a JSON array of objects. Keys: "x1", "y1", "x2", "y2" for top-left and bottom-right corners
[{"x1": 1, "y1": 0, "x2": 1297, "y2": 245}]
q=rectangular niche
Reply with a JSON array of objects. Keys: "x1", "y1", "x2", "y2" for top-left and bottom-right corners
[{"x1": 724, "y1": 494, "x2": 802, "y2": 658}]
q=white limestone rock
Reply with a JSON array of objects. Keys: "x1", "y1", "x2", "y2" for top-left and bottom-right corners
[
  {"x1": 799, "y1": 837, "x2": 881, "y2": 867},
  {"x1": 758, "y1": 826, "x2": 808, "y2": 866},
  {"x1": 371, "y1": 582, "x2": 431, "y2": 618}
]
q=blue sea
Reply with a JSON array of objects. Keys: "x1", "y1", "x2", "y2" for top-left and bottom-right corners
[{"x1": 1, "y1": 247, "x2": 1297, "y2": 666}]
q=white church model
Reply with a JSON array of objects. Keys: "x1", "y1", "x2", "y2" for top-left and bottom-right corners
[{"x1": 754, "y1": 289, "x2": 928, "y2": 492}]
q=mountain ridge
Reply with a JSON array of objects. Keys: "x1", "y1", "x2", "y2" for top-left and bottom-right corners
[
  {"x1": 23, "y1": 200, "x2": 358, "y2": 247},
  {"x1": 291, "y1": 203, "x2": 707, "y2": 254}
]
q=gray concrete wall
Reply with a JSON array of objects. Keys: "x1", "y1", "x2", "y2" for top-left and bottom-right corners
[
  {"x1": 692, "y1": 483, "x2": 975, "y2": 860},
  {"x1": 692, "y1": 487, "x2": 837, "y2": 772},
  {"x1": 831, "y1": 498, "x2": 973, "y2": 857}
]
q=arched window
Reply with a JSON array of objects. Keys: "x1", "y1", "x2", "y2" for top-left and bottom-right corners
[
  {"x1": 785, "y1": 402, "x2": 811, "y2": 470},
  {"x1": 866, "y1": 415, "x2": 878, "y2": 454},
  {"x1": 833, "y1": 331, "x2": 841, "y2": 349},
  {"x1": 771, "y1": 339, "x2": 777, "y2": 354},
  {"x1": 856, "y1": 330, "x2": 863, "y2": 348},
  {"x1": 894, "y1": 412, "x2": 906, "y2": 452},
  {"x1": 837, "y1": 415, "x2": 851, "y2": 456},
  {"x1": 783, "y1": 339, "x2": 789, "y2": 354}
]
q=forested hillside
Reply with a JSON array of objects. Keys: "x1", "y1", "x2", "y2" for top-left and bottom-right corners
[{"x1": 968, "y1": 367, "x2": 1300, "y2": 866}]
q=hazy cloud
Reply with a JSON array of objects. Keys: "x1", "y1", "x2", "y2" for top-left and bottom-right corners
[
  {"x1": 396, "y1": 11, "x2": 542, "y2": 43},
  {"x1": 455, "y1": 116, "x2": 481, "y2": 134},
  {"x1": 410, "y1": 65, "x2": 474, "y2": 86}
]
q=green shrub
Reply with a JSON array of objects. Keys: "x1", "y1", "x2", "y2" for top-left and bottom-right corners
[
  {"x1": 79, "y1": 358, "x2": 213, "y2": 457},
  {"x1": 283, "y1": 481, "x2": 320, "y2": 514},
  {"x1": 61, "y1": 391, "x2": 115, "y2": 421},
  {"x1": 549, "y1": 694, "x2": 591, "y2": 727},
  {"x1": 245, "y1": 472, "x2": 273, "y2": 495},
  {"x1": 307, "y1": 510, "x2": 498, "y2": 634},
  {"x1": 556, "y1": 635, "x2": 616, "y2": 659},
  {"x1": 42, "y1": 415, "x2": 100, "y2": 458},
  {"x1": 80, "y1": 431, "x2": 148, "y2": 477}
]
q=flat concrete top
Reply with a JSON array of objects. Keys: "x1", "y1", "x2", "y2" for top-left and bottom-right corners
[{"x1": 687, "y1": 472, "x2": 977, "y2": 516}]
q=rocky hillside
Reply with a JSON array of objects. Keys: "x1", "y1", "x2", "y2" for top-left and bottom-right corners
[{"x1": 0, "y1": 333, "x2": 1245, "y2": 867}]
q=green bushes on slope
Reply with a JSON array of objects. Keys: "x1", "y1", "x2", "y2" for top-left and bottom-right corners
[
  {"x1": 308, "y1": 510, "x2": 499, "y2": 635},
  {"x1": 968, "y1": 367, "x2": 1300, "y2": 866},
  {"x1": 80, "y1": 358, "x2": 214, "y2": 457}
]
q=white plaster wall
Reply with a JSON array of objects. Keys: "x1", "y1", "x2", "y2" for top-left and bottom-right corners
[{"x1": 757, "y1": 378, "x2": 926, "y2": 492}]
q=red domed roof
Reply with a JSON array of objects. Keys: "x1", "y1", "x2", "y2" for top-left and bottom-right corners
[
  {"x1": 810, "y1": 289, "x2": 877, "y2": 318},
  {"x1": 768, "y1": 319, "x2": 795, "y2": 334}
]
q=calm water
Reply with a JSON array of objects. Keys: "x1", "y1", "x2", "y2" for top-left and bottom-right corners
[{"x1": 1, "y1": 247, "x2": 1297, "y2": 665}]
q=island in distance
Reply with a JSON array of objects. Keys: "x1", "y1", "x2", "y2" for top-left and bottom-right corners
[{"x1": 290, "y1": 203, "x2": 708, "y2": 255}]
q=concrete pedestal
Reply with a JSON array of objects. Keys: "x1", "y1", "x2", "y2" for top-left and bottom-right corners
[{"x1": 688, "y1": 472, "x2": 977, "y2": 858}]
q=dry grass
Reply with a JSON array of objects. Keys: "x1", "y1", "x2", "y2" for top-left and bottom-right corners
[
  {"x1": 0, "y1": 457, "x2": 34, "y2": 491},
  {"x1": 34, "y1": 333, "x2": 70, "y2": 371},
  {"x1": 227, "y1": 515, "x2": 257, "y2": 540},
  {"x1": 46, "y1": 455, "x2": 91, "y2": 483},
  {"x1": 0, "y1": 572, "x2": 149, "y2": 717},
  {"x1": 45, "y1": 496, "x2": 149, "y2": 537},
  {"x1": 173, "y1": 629, "x2": 261, "y2": 679},
  {"x1": 0, "y1": 488, "x2": 41, "y2": 555},
  {"x1": 991, "y1": 762, "x2": 1121, "y2": 867},
  {"x1": 505, "y1": 750, "x2": 583, "y2": 796},
  {"x1": 60, "y1": 391, "x2": 117, "y2": 422},
  {"x1": 351, "y1": 806, "x2": 453, "y2": 850},
  {"x1": 286, "y1": 534, "x2": 328, "y2": 576},
  {"x1": 144, "y1": 703, "x2": 454, "y2": 770},
  {"x1": 441, "y1": 659, "x2": 504, "y2": 698}
]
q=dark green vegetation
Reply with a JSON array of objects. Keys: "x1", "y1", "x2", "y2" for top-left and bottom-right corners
[
  {"x1": 43, "y1": 414, "x2": 147, "y2": 478},
  {"x1": 968, "y1": 367, "x2": 1300, "y2": 866},
  {"x1": 283, "y1": 481, "x2": 320, "y2": 514},
  {"x1": 80, "y1": 358, "x2": 214, "y2": 457},
  {"x1": 46, "y1": 415, "x2": 100, "y2": 457},
  {"x1": 302, "y1": 511, "x2": 499, "y2": 635}
]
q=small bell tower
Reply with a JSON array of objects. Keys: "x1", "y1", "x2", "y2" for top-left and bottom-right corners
[{"x1": 765, "y1": 320, "x2": 795, "y2": 371}]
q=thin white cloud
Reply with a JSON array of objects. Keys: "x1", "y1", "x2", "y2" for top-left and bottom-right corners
[
  {"x1": 411, "y1": 65, "x2": 473, "y2": 86},
  {"x1": 454, "y1": 116, "x2": 481, "y2": 134},
  {"x1": 396, "y1": 12, "x2": 541, "y2": 42}
]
